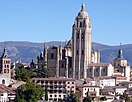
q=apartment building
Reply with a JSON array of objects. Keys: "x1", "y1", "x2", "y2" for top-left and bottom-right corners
[{"x1": 31, "y1": 77, "x2": 76, "y2": 101}]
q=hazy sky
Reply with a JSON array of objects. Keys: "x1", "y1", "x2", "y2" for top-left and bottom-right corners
[{"x1": 0, "y1": 0, "x2": 132, "y2": 45}]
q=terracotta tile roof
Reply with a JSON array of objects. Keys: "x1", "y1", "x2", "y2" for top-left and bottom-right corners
[
  {"x1": 0, "y1": 84, "x2": 15, "y2": 94},
  {"x1": 111, "y1": 75, "x2": 127, "y2": 80},
  {"x1": 31, "y1": 77, "x2": 75, "y2": 81},
  {"x1": 99, "y1": 76, "x2": 115, "y2": 80},
  {"x1": 118, "y1": 81, "x2": 132, "y2": 84},
  {"x1": 83, "y1": 84, "x2": 100, "y2": 87},
  {"x1": 104, "y1": 86, "x2": 127, "y2": 89},
  {"x1": 88, "y1": 63, "x2": 110, "y2": 67}
]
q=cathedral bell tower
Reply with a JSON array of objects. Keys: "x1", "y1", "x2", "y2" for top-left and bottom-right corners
[{"x1": 72, "y1": 3, "x2": 92, "y2": 79}]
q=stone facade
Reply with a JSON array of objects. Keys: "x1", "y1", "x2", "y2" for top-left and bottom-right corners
[
  {"x1": 36, "y1": 42, "x2": 72, "y2": 78},
  {"x1": 87, "y1": 63, "x2": 114, "y2": 78},
  {"x1": 36, "y1": 3, "x2": 100, "y2": 79},
  {"x1": 113, "y1": 46, "x2": 130, "y2": 81}
]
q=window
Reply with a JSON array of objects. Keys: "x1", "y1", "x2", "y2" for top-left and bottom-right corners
[
  {"x1": 76, "y1": 50, "x2": 79, "y2": 55},
  {"x1": 59, "y1": 81, "x2": 62, "y2": 84},
  {"x1": 82, "y1": 32, "x2": 84, "y2": 40},
  {"x1": 82, "y1": 72, "x2": 83, "y2": 75},
  {"x1": 2, "y1": 79, "x2": 5, "y2": 84},
  {"x1": 72, "y1": 82, "x2": 74, "y2": 84},
  {"x1": 103, "y1": 68, "x2": 105, "y2": 72},
  {"x1": 50, "y1": 81, "x2": 53, "y2": 84},
  {"x1": 96, "y1": 68, "x2": 98, "y2": 72},
  {"x1": 80, "y1": 22, "x2": 82, "y2": 27},
  {"x1": 89, "y1": 68, "x2": 91, "y2": 72},
  {"x1": 62, "y1": 63, "x2": 64, "y2": 68},
  {"x1": 59, "y1": 95, "x2": 61, "y2": 97},
  {"x1": 76, "y1": 72, "x2": 78, "y2": 75},
  {"x1": 50, "y1": 95, "x2": 52, "y2": 97},
  {"x1": 54, "y1": 95, "x2": 57, "y2": 97},
  {"x1": 68, "y1": 82, "x2": 70, "y2": 84},
  {"x1": 4, "y1": 69, "x2": 6, "y2": 73},
  {"x1": 54, "y1": 81, "x2": 57, "y2": 84},
  {"x1": 82, "y1": 50, "x2": 84, "y2": 55},
  {"x1": 77, "y1": 32, "x2": 79, "y2": 40},
  {"x1": 37, "y1": 80, "x2": 40, "y2": 83},
  {"x1": 51, "y1": 53, "x2": 54, "y2": 59}
]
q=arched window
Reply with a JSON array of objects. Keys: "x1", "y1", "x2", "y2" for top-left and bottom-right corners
[
  {"x1": 51, "y1": 53, "x2": 54, "y2": 59},
  {"x1": 82, "y1": 32, "x2": 84, "y2": 40},
  {"x1": 80, "y1": 22, "x2": 82, "y2": 27},
  {"x1": 77, "y1": 32, "x2": 79, "y2": 40},
  {"x1": 2, "y1": 79, "x2": 5, "y2": 84},
  {"x1": 62, "y1": 63, "x2": 64, "y2": 68}
]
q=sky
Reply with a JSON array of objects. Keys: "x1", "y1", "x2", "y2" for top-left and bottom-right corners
[{"x1": 0, "y1": 0, "x2": 132, "y2": 46}]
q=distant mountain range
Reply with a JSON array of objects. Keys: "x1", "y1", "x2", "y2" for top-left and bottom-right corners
[{"x1": 0, "y1": 41, "x2": 132, "y2": 65}]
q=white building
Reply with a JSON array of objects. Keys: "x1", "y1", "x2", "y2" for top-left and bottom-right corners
[
  {"x1": 117, "y1": 81, "x2": 132, "y2": 89},
  {"x1": 83, "y1": 84, "x2": 100, "y2": 101},
  {"x1": 31, "y1": 77, "x2": 76, "y2": 101},
  {"x1": 0, "y1": 84, "x2": 15, "y2": 102},
  {"x1": 96, "y1": 76, "x2": 116, "y2": 89},
  {"x1": 102, "y1": 86, "x2": 127, "y2": 96}
]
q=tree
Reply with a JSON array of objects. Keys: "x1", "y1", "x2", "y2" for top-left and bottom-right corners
[
  {"x1": 83, "y1": 91, "x2": 92, "y2": 102},
  {"x1": 100, "y1": 96, "x2": 107, "y2": 101},
  {"x1": 83, "y1": 96, "x2": 92, "y2": 102},
  {"x1": 15, "y1": 82, "x2": 44, "y2": 102},
  {"x1": 63, "y1": 91, "x2": 78, "y2": 102},
  {"x1": 34, "y1": 67, "x2": 51, "y2": 78},
  {"x1": 15, "y1": 67, "x2": 36, "y2": 82},
  {"x1": 125, "y1": 96, "x2": 130, "y2": 102}
]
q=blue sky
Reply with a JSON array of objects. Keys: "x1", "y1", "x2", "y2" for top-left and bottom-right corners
[{"x1": 0, "y1": 0, "x2": 132, "y2": 45}]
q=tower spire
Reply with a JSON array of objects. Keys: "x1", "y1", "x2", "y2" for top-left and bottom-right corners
[
  {"x1": 1, "y1": 42, "x2": 8, "y2": 58},
  {"x1": 118, "y1": 43, "x2": 123, "y2": 58},
  {"x1": 81, "y1": 1, "x2": 85, "y2": 11}
]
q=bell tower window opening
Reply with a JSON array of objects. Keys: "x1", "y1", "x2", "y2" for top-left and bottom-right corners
[
  {"x1": 82, "y1": 50, "x2": 84, "y2": 55},
  {"x1": 76, "y1": 50, "x2": 79, "y2": 55},
  {"x1": 82, "y1": 32, "x2": 84, "y2": 40},
  {"x1": 51, "y1": 53, "x2": 54, "y2": 59},
  {"x1": 80, "y1": 22, "x2": 82, "y2": 27}
]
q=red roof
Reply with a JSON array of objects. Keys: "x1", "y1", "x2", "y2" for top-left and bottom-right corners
[
  {"x1": 0, "y1": 84, "x2": 15, "y2": 94},
  {"x1": 31, "y1": 77, "x2": 75, "y2": 81}
]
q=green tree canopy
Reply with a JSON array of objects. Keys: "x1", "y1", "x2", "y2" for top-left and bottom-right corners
[
  {"x1": 15, "y1": 67, "x2": 36, "y2": 82},
  {"x1": 63, "y1": 91, "x2": 78, "y2": 102},
  {"x1": 15, "y1": 82, "x2": 44, "y2": 102},
  {"x1": 34, "y1": 67, "x2": 51, "y2": 78}
]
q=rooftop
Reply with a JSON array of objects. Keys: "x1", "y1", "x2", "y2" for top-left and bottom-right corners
[
  {"x1": 88, "y1": 63, "x2": 111, "y2": 67},
  {"x1": 31, "y1": 77, "x2": 75, "y2": 81}
]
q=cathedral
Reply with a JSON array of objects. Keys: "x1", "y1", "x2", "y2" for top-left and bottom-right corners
[{"x1": 36, "y1": 3, "x2": 100, "y2": 80}]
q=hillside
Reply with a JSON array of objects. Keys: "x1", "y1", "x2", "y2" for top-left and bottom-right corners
[{"x1": 0, "y1": 41, "x2": 132, "y2": 65}]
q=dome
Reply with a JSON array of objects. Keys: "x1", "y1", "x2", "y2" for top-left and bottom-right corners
[{"x1": 77, "y1": 2, "x2": 88, "y2": 18}]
